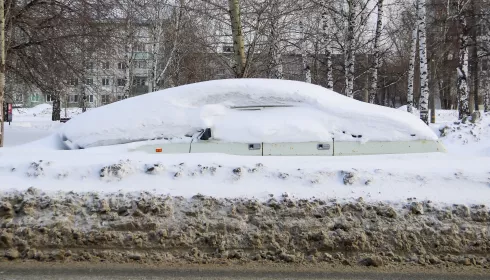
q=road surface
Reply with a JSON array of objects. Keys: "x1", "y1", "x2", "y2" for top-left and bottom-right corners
[{"x1": 0, "y1": 264, "x2": 488, "y2": 280}]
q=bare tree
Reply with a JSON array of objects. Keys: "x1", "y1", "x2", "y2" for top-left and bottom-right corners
[
  {"x1": 407, "y1": 21, "x2": 417, "y2": 114},
  {"x1": 228, "y1": 0, "x2": 246, "y2": 77},
  {"x1": 344, "y1": 0, "x2": 358, "y2": 98},
  {"x1": 454, "y1": 0, "x2": 470, "y2": 120},
  {"x1": 299, "y1": 13, "x2": 311, "y2": 83},
  {"x1": 417, "y1": 0, "x2": 430, "y2": 124},
  {"x1": 267, "y1": 0, "x2": 283, "y2": 79},
  {"x1": 321, "y1": 0, "x2": 333, "y2": 89},
  {"x1": 368, "y1": 0, "x2": 384, "y2": 104}
]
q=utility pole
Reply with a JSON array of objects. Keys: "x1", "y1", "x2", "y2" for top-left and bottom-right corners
[{"x1": 0, "y1": 0, "x2": 6, "y2": 147}]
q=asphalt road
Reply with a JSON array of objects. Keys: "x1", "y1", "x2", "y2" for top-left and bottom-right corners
[{"x1": 0, "y1": 266, "x2": 488, "y2": 280}]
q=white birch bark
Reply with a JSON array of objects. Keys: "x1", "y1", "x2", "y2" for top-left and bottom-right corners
[
  {"x1": 407, "y1": 22, "x2": 417, "y2": 113},
  {"x1": 149, "y1": 10, "x2": 163, "y2": 93},
  {"x1": 457, "y1": 14, "x2": 470, "y2": 120},
  {"x1": 417, "y1": 0, "x2": 429, "y2": 124},
  {"x1": 299, "y1": 18, "x2": 311, "y2": 83},
  {"x1": 368, "y1": 0, "x2": 384, "y2": 104},
  {"x1": 321, "y1": 1, "x2": 333, "y2": 90},
  {"x1": 149, "y1": 0, "x2": 182, "y2": 92},
  {"x1": 344, "y1": 0, "x2": 357, "y2": 98},
  {"x1": 123, "y1": 14, "x2": 134, "y2": 98},
  {"x1": 228, "y1": 0, "x2": 246, "y2": 78}
]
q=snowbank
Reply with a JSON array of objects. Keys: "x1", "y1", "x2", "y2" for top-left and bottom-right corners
[
  {"x1": 59, "y1": 79, "x2": 438, "y2": 148},
  {"x1": 2, "y1": 189, "x2": 490, "y2": 267},
  {"x1": 397, "y1": 105, "x2": 420, "y2": 116},
  {"x1": 14, "y1": 104, "x2": 53, "y2": 116}
]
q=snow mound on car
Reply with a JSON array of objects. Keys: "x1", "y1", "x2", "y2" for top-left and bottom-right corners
[{"x1": 58, "y1": 79, "x2": 438, "y2": 148}]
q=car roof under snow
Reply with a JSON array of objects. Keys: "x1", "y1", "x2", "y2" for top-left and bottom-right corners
[{"x1": 58, "y1": 79, "x2": 438, "y2": 149}]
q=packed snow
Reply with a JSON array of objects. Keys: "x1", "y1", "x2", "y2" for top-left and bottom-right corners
[
  {"x1": 58, "y1": 79, "x2": 438, "y2": 148},
  {"x1": 1, "y1": 92, "x2": 490, "y2": 205}
]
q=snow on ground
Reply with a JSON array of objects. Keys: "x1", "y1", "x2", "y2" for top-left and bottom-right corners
[
  {"x1": 1, "y1": 102, "x2": 490, "y2": 205},
  {"x1": 59, "y1": 79, "x2": 437, "y2": 149},
  {"x1": 3, "y1": 105, "x2": 83, "y2": 147}
]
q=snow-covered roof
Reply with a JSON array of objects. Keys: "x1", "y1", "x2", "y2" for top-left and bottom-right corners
[{"x1": 59, "y1": 79, "x2": 438, "y2": 148}]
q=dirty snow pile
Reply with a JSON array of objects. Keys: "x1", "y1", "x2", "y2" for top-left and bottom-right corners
[{"x1": 58, "y1": 79, "x2": 437, "y2": 148}]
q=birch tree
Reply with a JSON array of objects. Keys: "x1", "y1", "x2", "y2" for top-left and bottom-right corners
[
  {"x1": 344, "y1": 0, "x2": 358, "y2": 98},
  {"x1": 144, "y1": 0, "x2": 183, "y2": 92},
  {"x1": 123, "y1": 1, "x2": 136, "y2": 98},
  {"x1": 407, "y1": 21, "x2": 417, "y2": 113},
  {"x1": 417, "y1": 0, "x2": 429, "y2": 124},
  {"x1": 299, "y1": 16, "x2": 311, "y2": 83},
  {"x1": 321, "y1": 1, "x2": 333, "y2": 90},
  {"x1": 457, "y1": 6, "x2": 470, "y2": 120},
  {"x1": 267, "y1": 0, "x2": 283, "y2": 79},
  {"x1": 228, "y1": 0, "x2": 246, "y2": 78},
  {"x1": 368, "y1": 0, "x2": 384, "y2": 104}
]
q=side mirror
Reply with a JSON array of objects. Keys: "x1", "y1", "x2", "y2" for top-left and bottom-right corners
[{"x1": 200, "y1": 128, "x2": 212, "y2": 140}]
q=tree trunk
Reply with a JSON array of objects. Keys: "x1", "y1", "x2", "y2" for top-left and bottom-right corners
[
  {"x1": 470, "y1": 23, "x2": 479, "y2": 112},
  {"x1": 51, "y1": 92, "x2": 61, "y2": 121},
  {"x1": 407, "y1": 22, "x2": 417, "y2": 113},
  {"x1": 344, "y1": 0, "x2": 357, "y2": 98},
  {"x1": 81, "y1": 85, "x2": 87, "y2": 112},
  {"x1": 368, "y1": 0, "x2": 384, "y2": 104},
  {"x1": 149, "y1": 22, "x2": 160, "y2": 93},
  {"x1": 485, "y1": 89, "x2": 489, "y2": 112},
  {"x1": 124, "y1": 41, "x2": 133, "y2": 98},
  {"x1": 228, "y1": 0, "x2": 246, "y2": 78},
  {"x1": 268, "y1": 2, "x2": 282, "y2": 80},
  {"x1": 123, "y1": 5, "x2": 135, "y2": 98},
  {"x1": 321, "y1": 1, "x2": 333, "y2": 90},
  {"x1": 457, "y1": 14, "x2": 470, "y2": 120},
  {"x1": 417, "y1": 0, "x2": 429, "y2": 124},
  {"x1": 299, "y1": 18, "x2": 311, "y2": 83},
  {"x1": 430, "y1": 80, "x2": 436, "y2": 123},
  {"x1": 0, "y1": 0, "x2": 5, "y2": 147},
  {"x1": 364, "y1": 71, "x2": 369, "y2": 103}
]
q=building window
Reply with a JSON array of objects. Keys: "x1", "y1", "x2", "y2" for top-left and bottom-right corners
[
  {"x1": 101, "y1": 94, "x2": 110, "y2": 103},
  {"x1": 117, "y1": 78, "x2": 126, "y2": 87},
  {"x1": 134, "y1": 42, "x2": 146, "y2": 52},
  {"x1": 102, "y1": 78, "x2": 110, "y2": 86},
  {"x1": 30, "y1": 94, "x2": 40, "y2": 102},
  {"x1": 89, "y1": 95, "x2": 94, "y2": 103},
  {"x1": 69, "y1": 95, "x2": 80, "y2": 103},
  {"x1": 14, "y1": 94, "x2": 23, "y2": 102},
  {"x1": 133, "y1": 77, "x2": 146, "y2": 86},
  {"x1": 85, "y1": 78, "x2": 93, "y2": 85},
  {"x1": 222, "y1": 45, "x2": 233, "y2": 53},
  {"x1": 135, "y1": 60, "x2": 147, "y2": 69},
  {"x1": 117, "y1": 62, "x2": 126, "y2": 69},
  {"x1": 102, "y1": 61, "x2": 110, "y2": 70},
  {"x1": 69, "y1": 78, "x2": 78, "y2": 86},
  {"x1": 46, "y1": 95, "x2": 54, "y2": 102}
]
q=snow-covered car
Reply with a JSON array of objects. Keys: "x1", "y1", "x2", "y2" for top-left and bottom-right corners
[{"x1": 59, "y1": 79, "x2": 446, "y2": 156}]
